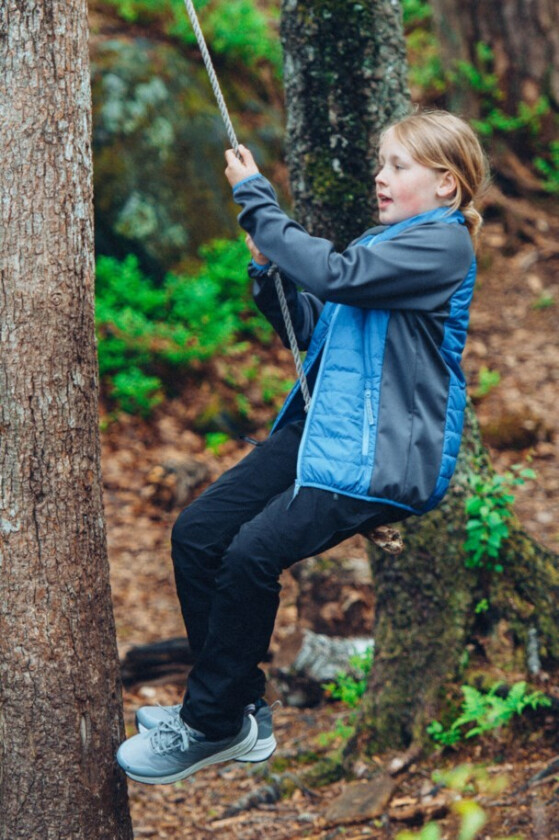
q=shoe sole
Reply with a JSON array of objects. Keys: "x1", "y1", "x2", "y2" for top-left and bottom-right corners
[
  {"x1": 235, "y1": 733, "x2": 277, "y2": 762},
  {"x1": 137, "y1": 720, "x2": 276, "y2": 763},
  {"x1": 122, "y1": 716, "x2": 258, "y2": 785}
]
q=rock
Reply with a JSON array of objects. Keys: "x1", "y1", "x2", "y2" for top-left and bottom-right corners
[
  {"x1": 142, "y1": 457, "x2": 209, "y2": 509},
  {"x1": 479, "y1": 405, "x2": 550, "y2": 450},
  {"x1": 292, "y1": 630, "x2": 373, "y2": 683},
  {"x1": 292, "y1": 554, "x2": 375, "y2": 636},
  {"x1": 271, "y1": 630, "x2": 374, "y2": 707},
  {"x1": 325, "y1": 775, "x2": 396, "y2": 825}
]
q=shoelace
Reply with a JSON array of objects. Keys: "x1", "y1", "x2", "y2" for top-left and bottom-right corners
[{"x1": 150, "y1": 715, "x2": 196, "y2": 755}]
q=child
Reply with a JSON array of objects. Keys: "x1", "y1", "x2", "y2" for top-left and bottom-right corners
[{"x1": 117, "y1": 110, "x2": 488, "y2": 785}]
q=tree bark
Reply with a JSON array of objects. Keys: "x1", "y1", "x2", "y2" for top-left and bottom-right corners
[
  {"x1": 280, "y1": 0, "x2": 410, "y2": 248},
  {"x1": 0, "y1": 2, "x2": 133, "y2": 837},
  {"x1": 431, "y1": 0, "x2": 559, "y2": 118}
]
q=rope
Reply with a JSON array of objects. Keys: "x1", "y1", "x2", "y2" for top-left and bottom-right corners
[
  {"x1": 181, "y1": 0, "x2": 311, "y2": 413},
  {"x1": 271, "y1": 266, "x2": 311, "y2": 411},
  {"x1": 182, "y1": 0, "x2": 239, "y2": 152}
]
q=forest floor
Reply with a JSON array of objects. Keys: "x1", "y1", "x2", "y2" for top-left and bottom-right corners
[{"x1": 102, "y1": 209, "x2": 559, "y2": 839}]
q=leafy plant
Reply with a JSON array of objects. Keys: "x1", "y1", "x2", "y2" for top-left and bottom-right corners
[
  {"x1": 532, "y1": 293, "x2": 555, "y2": 310},
  {"x1": 97, "y1": 0, "x2": 281, "y2": 72},
  {"x1": 463, "y1": 466, "x2": 536, "y2": 572},
  {"x1": 534, "y1": 139, "x2": 559, "y2": 194},
  {"x1": 110, "y1": 366, "x2": 164, "y2": 417},
  {"x1": 95, "y1": 235, "x2": 274, "y2": 415},
  {"x1": 402, "y1": 0, "x2": 432, "y2": 27},
  {"x1": 315, "y1": 718, "x2": 356, "y2": 748},
  {"x1": 401, "y1": 17, "x2": 558, "y2": 188},
  {"x1": 428, "y1": 681, "x2": 551, "y2": 746},
  {"x1": 204, "y1": 432, "x2": 229, "y2": 454},
  {"x1": 474, "y1": 598, "x2": 489, "y2": 615},
  {"x1": 322, "y1": 646, "x2": 373, "y2": 708},
  {"x1": 398, "y1": 764, "x2": 523, "y2": 840},
  {"x1": 471, "y1": 365, "x2": 501, "y2": 400},
  {"x1": 397, "y1": 824, "x2": 442, "y2": 840}
]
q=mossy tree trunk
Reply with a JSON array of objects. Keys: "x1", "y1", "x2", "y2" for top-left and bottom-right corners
[
  {"x1": 355, "y1": 404, "x2": 559, "y2": 756},
  {"x1": 280, "y1": 0, "x2": 410, "y2": 249},
  {"x1": 280, "y1": 0, "x2": 559, "y2": 760}
]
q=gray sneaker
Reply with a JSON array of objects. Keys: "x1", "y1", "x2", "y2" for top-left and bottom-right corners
[
  {"x1": 236, "y1": 700, "x2": 278, "y2": 762},
  {"x1": 135, "y1": 704, "x2": 182, "y2": 733},
  {"x1": 116, "y1": 712, "x2": 257, "y2": 784},
  {"x1": 136, "y1": 699, "x2": 277, "y2": 763}
]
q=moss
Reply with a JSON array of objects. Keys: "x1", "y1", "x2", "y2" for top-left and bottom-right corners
[{"x1": 300, "y1": 753, "x2": 345, "y2": 787}]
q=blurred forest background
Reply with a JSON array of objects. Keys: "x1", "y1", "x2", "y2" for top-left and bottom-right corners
[
  {"x1": 88, "y1": 1, "x2": 559, "y2": 838},
  {"x1": 90, "y1": 0, "x2": 557, "y2": 420}
]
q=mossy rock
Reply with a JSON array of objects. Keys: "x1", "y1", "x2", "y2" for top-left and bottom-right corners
[{"x1": 91, "y1": 36, "x2": 285, "y2": 277}]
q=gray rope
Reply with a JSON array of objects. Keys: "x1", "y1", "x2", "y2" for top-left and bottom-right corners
[
  {"x1": 271, "y1": 266, "x2": 311, "y2": 411},
  {"x1": 182, "y1": 0, "x2": 311, "y2": 413},
  {"x1": 182, "y1": 0, "x2": 239, "y2": 153}
]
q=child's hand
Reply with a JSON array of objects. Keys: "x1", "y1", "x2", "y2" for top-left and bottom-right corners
[
  {"x1": 245, "y1": 234, "x2": 269, "y2": 266},
  {"x1": 225, "y1": 144, "x2": 260, "y2": 187}
]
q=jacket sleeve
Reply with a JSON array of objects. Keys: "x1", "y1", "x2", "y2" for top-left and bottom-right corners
[
  {"x1": 249, "y1": 261, "x2": 324, "y2": 351},
  {"x1": 234, "y1": 174, "x2": 475, "y2": 312}
]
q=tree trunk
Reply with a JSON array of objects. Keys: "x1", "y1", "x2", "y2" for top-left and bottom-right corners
[
  {"x1": 0, "y1": 2, "x2": 133, "y2": 838},
  {"x1": 353, "y1": 403, "x2": 559, "y2": 756},
  {"x1": 280, "y1": 0, "x2": 410, "y2": 248},
  {"x1": 430, "y1": 0, "x2": 559, "y2": 191},
  {"x1": 431, "y1": 0, "x2": 559, "y2": 117}
]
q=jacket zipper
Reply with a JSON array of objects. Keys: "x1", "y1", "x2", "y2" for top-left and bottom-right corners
[{"x1": 362, "y1": 383, "x2": 374, "y2": 460}]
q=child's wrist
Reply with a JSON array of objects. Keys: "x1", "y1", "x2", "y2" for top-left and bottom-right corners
[{"x1": 250, "y1": 257, "x2": 272, "y2": 273}]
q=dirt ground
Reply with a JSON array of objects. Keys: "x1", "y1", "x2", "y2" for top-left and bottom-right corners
[{"x1": 103, "y1": 212, "x2": 559, "y2": 839}]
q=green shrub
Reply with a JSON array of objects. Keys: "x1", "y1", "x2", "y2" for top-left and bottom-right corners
[
  {"x1": 463, "y1": 466, "x2": 536, "y2": 572},
  {"x1": 534, "y1": 139, "x2": 559, "y2": 194},
  {"x1": 322, "y1": 647, "x2": 374, "y2": 709},
  {"x1": 95, "y1": 235, "x2": 274, "y2": 415},
  {"x1": 98, "y1": 0, "x2": 281, "y2": 73}
]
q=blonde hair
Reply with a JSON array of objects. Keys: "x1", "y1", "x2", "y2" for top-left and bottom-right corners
[{"x1": 381, "y1": 110, "x2": 490, "y2": 243}]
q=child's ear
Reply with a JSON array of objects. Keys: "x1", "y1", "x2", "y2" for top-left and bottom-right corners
[{"x1": 436, "y1": 170, "x2": 457, "y2": 200}]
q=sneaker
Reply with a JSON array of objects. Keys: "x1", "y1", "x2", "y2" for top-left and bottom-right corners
[
  {"x1": 116, "y1": 712, "x2": 257, "y2": 784},
  {"x1": 235, "y1": 700, "x2": 278, "y2": 762},
  {"x1": 136, "y1": 699, "x2": 277, "y2": 763},
  {"x1": 135, "y1": 704, "x2": 182, "y2": 733}
]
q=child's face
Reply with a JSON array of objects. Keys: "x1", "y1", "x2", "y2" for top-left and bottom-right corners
[{"x1": 375, "y1": 129, "x2": 453, "y2": 225}]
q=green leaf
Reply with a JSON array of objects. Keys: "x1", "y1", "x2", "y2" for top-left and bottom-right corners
[{"x1": 454, "y1": 799, "x2": 487, "y2": 840}]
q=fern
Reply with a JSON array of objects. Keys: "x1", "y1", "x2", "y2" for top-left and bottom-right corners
[{"x1": 428, "y1": 681, "x2": 551, "y2": 745}]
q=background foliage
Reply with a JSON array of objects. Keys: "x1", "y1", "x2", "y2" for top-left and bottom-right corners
[
  {"x1": 94, "y1": 0, "x2": 558, "y2": 415},
  {"x1": 96, "y1": 237, "x2": 272, "y2": 415}
]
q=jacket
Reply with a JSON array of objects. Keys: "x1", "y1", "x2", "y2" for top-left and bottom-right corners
[{"x1": 233, "y1": 174, "x2": 476, "y2": 515}]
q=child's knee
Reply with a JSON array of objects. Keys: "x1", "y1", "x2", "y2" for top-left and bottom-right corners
[
  {"x1": 222, "y1": 542, "x2": 282, "y2": 596},
  {"x1": 171, "y1": 507, "x2": 193, "y2": 549}
]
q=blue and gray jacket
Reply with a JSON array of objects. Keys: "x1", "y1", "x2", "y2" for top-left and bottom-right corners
[{"x1": 233, "y1": 174, "x2": 476, "y2": 515}]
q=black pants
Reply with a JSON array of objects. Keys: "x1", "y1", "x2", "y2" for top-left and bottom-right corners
[{"x1": 172, "y1": 420, "x2": 406, "y2": 739}]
